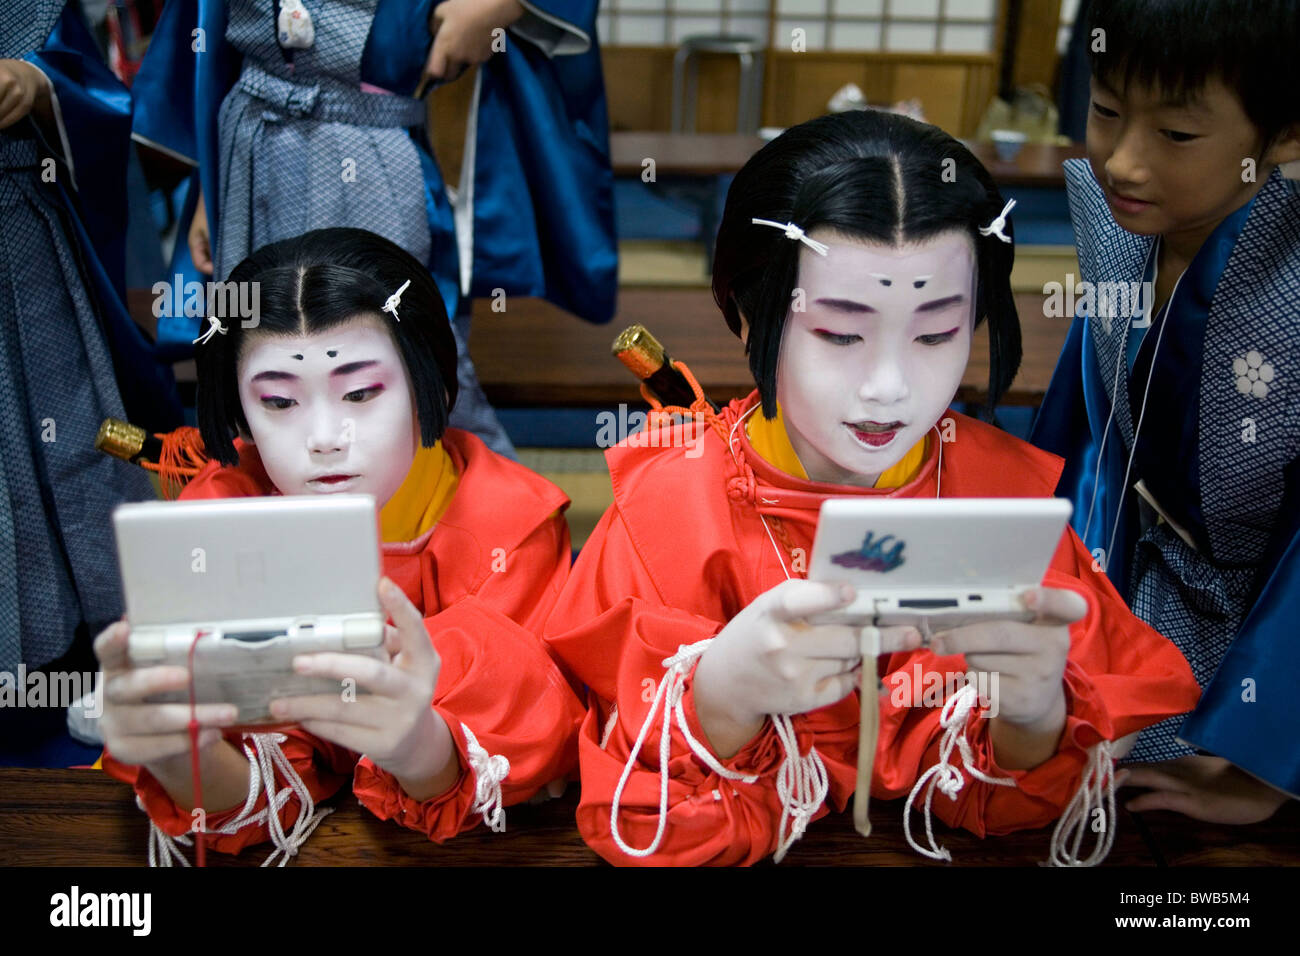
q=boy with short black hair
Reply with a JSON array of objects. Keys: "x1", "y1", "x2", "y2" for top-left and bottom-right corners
[{"x1": 1033, "y1": 0, "x2": 1300, "y2": 821}]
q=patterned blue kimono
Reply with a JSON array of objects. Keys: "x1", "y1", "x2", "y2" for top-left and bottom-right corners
[
  {"x1": 1032, "y1": 159, "x2": 1300, "y2": 797},
  {"x1": 1, "y1": 2, "x2": 181, "y2": 674},
  {"x1": 131, "y1": 0, "x2": 617, "y2": 352}
]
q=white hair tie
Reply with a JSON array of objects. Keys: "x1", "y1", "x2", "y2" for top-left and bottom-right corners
[
  {"x1": 751, "y1": 218, "x2": 830, "y2": 257},
  {"x1": 978, "y1": 198, "x2": 1017, "y2": 244},
  {"x1": 381, "y1": 279, "x2": 412, "y2": 322},
  {"x1": 192, "y1": 315, "x2": 227, "y2": 345}
]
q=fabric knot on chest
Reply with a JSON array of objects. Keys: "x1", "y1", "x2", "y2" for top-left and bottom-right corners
[{"x1": 726, "y1": 463, "x2": 758, "y2": 504}]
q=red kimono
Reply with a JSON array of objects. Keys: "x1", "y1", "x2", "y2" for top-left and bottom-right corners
[
  {"x1": 103, "y1": 428, "x2": 584, "y2": 860},
  {"x1": 543, "y1": 395, "x2": 1201, "y2": 866}
]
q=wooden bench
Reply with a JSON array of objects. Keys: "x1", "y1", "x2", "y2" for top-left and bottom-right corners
[{"x1": 465, "y1": 287, "x2": 1069, "y2": 409}]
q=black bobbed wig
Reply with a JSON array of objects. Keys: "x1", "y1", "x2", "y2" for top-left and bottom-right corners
[
  {"x1": 712, "y1": 109, "x2": 1021, "y2": 419},
  {"x1": 195, "y1": 227, "x2": 459, "y2": 466}
]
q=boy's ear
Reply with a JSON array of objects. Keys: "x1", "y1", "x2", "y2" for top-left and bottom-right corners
[{"x1": 1265, "y1": 124, "x2": 1300, "y2": 167}]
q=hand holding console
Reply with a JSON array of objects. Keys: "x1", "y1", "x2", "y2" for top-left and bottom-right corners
[
  {"x1": 693, "y1": 579, "x2": 922, "y2": 760},
  {"x1": 113, "y1": 495, "x2": 389, "y2": 728}
]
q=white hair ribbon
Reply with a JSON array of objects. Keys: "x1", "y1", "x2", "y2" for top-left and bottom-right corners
[
  {"x1": 751, "y1": 218, "x2": 830, "y2": 257},
  {"x1": 381, "y1": 279, "x2": 412, "y2": 322},
  {"x1": 192, "y1": 315, "x2": 228, "y2": 345},
  {"x1": 978, "y1": 198, "x2": 1017, "y2": 244}
]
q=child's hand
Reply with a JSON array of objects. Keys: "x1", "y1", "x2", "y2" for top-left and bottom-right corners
[
  {"x1": 422, "y1": 0, "x2": 524, "y2": 87},
  {"x1": 0, "y1": 59, "x2": 48, "y2": 131},
  {"x1": 930, "y1": 586, "x2": 1088, "y2": 768},
  {"x1": 1119, "y1": 756, "x2": 1292, "y2": 824},
  {"x1": 269, "y1": 577, "x2": 458, "y2": 800},
  {"x1": 694, "y1": 579, "x2": 921, "y2": 759},
  {"x1": 188, "y1": 189, "x2": 213, "y2": 276},
  {"x1": 94, "y1": 620, "x2": 238, "y2": 766}
]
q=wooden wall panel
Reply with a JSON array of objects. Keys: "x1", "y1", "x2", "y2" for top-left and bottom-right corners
[
  {"x1": 1011, "y1": 0, "x2": 1064, "y2": 91},
  {"x1": 602, "y1": 49, "x2": 1000, "y2": 138},
  {"x1": 890, "y1": 62, "x2": 968, "y2": 134},
  {"x1": 426, "y1": 43, "x2": 1026, "y2": 174}
]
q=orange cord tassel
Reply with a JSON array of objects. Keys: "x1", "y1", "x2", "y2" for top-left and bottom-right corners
[{"x1": 140, "y1": 427, "x2": 208, "y2": 500}]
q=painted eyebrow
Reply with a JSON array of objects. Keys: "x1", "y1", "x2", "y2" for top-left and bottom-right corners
[
  {"x1": 914, "y1": 294, "x2": 965, "y2": 313},
  {"x1": 331, "y1": 359, "x2": 380, "y2": 377},
  {"x1": 248, "y1": 359, "x2": 381, "y2": 384},
  {"x1": 813, "y1": 294, "x2": 965, "y2": 314},
  {"x1": 249, "y1": 369, "x2": 298, "y2": 384},
  {"x1": 815, "y1": 297, "x2": 875, "y2": 313}
]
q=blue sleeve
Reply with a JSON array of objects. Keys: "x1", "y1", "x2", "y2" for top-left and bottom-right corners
[
  {"x1": 131, "y1": 0, "x2": 236, "y2": 220},
  {"x1": 1179, "y1": 489, "x2": 1300, "y2": 799},
  {"x1": 24, "y1": 3, "x2": 132, "y2": 286}
]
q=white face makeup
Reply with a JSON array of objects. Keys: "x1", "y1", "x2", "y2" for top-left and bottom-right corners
[
  {"x1": 237, "y1": 313, "x2": 419, "y2": 507},
  {"x1": 775, "y1": 229, "x2": 976, "y2": 488}
]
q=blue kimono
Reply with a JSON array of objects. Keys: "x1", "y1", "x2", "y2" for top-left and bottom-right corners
[
  {"x1": 1032, "y1": 159, "x2": 1300, "y2": 797},
  {"x1": 131, "y1": 0, "x2": 617, "y2": 357},
  {"x1": 1, "y1": 2, "x2": 180, "y2": 674}
]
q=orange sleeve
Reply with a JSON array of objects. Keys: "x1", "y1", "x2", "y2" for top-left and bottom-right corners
[
  {"x1": 353, "y1": 596, "x2": 584, "y2": 842},
  {"x1": 100, "y1": 730, "x2": 354, "y2": 857},
  {"x1": 872, "y1": 528, "x2": 1201, "y2": 838},
  {"x1": 544, "y1": 506, "x2": 860, "y2": 866}
]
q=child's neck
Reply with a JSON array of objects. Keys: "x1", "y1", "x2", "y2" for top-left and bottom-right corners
[
  {"x1": 1154, "y1": 171, "x2": 1271, "y2": 311},
  {"x1": 1154, "y1": 174, "x2": 1263, "y2": 312}
]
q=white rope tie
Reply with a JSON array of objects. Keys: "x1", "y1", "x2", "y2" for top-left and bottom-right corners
[
  {"x1": 1047, "y1": 739, "x2": 1116, "y2": 867},
  {"x1": 138, "y1": 733, "x2": 332, "y2": 867},
  {"x1": 902, "y1": 683, "x2": 1015, "y2": 861},
  {"x1": 381, "y1": 279, "x2": 411, "y2": 321},
  {"x1": 248, "y1": 733, "x2": 333, "y2": 866},
  {"x1": 142, "y1": 796, "x2": 193, "y2": 867},
  {"x1": 751, "y1": 218, "x2": 830, "y2": 256},
  {"x1": 609, "y1": 639, "x2": 759, "y2": 859},
  {"x1": 771, "y1": 713, "x2": 829, "y2": 863},
  {"x1": 462, "y1": 723, "x2": 511, "y2": 833},
  {"x1": 978, "y1": 198, "x2": 1017, "y2": 244},
  {"x1": 191, "y1": 315, "x2": 227, "y2": 345}
]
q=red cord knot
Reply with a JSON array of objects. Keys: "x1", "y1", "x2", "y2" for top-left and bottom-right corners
[{"x1": 727, "y1": 470, "x2": 757, "y2": 503}]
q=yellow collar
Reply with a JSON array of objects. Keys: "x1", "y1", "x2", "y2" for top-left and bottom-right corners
[
  {"x1": 746, "y1": 402, "x2": 927, "y2": 489},
  {"x1": 378, "y1": 440, "x2": 459, "y2": 543}
]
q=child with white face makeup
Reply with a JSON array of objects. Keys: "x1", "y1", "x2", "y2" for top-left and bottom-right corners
[
  {"x1": 543, "y1": 110, "x2": 1200, "y2": 867},
  {"x1": 95, "y1": 228, "x2": 582, "y2": 864}
]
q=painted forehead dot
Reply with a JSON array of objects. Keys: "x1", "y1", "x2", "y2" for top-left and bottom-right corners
[
  {"x1": 868, "y1": 272, "x2": 893, "y2": 287},
  {"x1": 291, "y1": 354, "x2": 303, "y2": 361},
  {"x1": 913, "y1": 275, "x2": 932, "y2": 289},
  {"x1": 327, "y1": 350, "x2": 338, "y2": 358}
]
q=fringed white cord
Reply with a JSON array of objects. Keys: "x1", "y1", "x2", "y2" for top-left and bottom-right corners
[
  {"x1": 462, "y1": 723, "x2": 511, "y2": 833},
  {"x1": 771, "y1": 714, "x2": 829, "y2": 863},
  {"x1": 141, "y1": 796, "x2": 193, "y2": 867},
  {"x1": 139, "y1": 733, "x2": 332, "y2": 867},
  {"x1": 247, "y1": 733, "x2": 334, "y2": 866},
  {"x1": 609, "y1": 639, "x2": 758, "y2": 859},
  {"x1": 1047, "y1": 740, "x2": 1116, "y2": 867},
  {"x1": 902, "y1": 684, "x2": 1015, "y2": 862}
]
